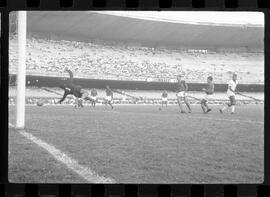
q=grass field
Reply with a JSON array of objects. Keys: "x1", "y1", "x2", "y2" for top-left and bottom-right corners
[{"x1": 9, "y1": 104, "x2": 264, "y2": 183}]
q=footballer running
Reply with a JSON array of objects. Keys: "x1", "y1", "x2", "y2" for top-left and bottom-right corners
[
  {"x1": 176, "y1": 74, "x2": 192, "y2": 113},
  {"x1": 105, "y1": 85, "x2": 114, "y2": 109},
  {"x1": 220, "y1": 73, "x2": 238, "y2": 114},
  {"x1": 201, "y1": 76, "x2": 214, "y2": 113}
]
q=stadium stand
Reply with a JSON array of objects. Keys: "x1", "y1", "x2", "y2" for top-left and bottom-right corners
[{"x1": 9, "y1": 36, "x2": 264, "y2": 84}]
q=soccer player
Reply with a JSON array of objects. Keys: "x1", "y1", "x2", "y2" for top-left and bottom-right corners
[
  {"x1": 90, "y1": 88, "x2": 98, "y2": 107},
  {"x1": 73, "y1": 96, "x2": 84, "y2": 109},
  {"x1": 220, "y1": 73, "x2": 238, "y2": 114},
  {"x1": 58, "y1": 68, "x2": 91, "y2": 107},
  {"x1": 161, "y1": 90, "x2": 168, "y2": 108},
  {"x1": 176, "y1": 74, "x2": 192, "y2": 113},
  {"x1": 105, "y1": 85, "x2": 114, "y2": 109},
  {"x1": 201, "y1": 76, "x2": 214, "y2": 113}
]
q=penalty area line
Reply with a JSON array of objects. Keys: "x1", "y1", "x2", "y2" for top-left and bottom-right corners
[{"x1": 9, "y1": 123, "x2": 115, "y2": 183}]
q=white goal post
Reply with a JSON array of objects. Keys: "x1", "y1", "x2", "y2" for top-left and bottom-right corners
[{"x1": 16, "y1": 11, "x2": 27, "y2": 129}]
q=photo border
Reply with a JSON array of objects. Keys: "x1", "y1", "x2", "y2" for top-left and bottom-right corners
[{"x1": 1, "y1": 0, "x2": 269, "y2": 196}]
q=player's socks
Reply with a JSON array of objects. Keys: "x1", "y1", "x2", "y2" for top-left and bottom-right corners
[
  {"x1": 231, "y1": 106, "x2": 235, "y2": 114},
  {"x1": 219, "y1": 109, "x2": 223, "y2": 114}
]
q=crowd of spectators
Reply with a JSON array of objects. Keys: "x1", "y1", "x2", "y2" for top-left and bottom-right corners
[{"x1": 9, "y1": 35, "x2": 264, "y2": 84}]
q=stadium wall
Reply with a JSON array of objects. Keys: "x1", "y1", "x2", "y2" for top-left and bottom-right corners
[{"x1": 9, "y1": 75, "x2": 264, "y2": 92}]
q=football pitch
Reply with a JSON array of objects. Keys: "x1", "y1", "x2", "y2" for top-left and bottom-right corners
[{"x1": 8, "y1": 104, "x2": 264, "y2": 183}]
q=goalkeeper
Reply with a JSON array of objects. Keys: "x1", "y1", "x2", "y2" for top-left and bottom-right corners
[{"x1": 58, "y1": 68, "x2": 93, "y2": 106}]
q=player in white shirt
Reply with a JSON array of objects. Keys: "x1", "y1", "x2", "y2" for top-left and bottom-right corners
[{"x1": 220, "y1": 73, "x2": 238, "y2": 114}]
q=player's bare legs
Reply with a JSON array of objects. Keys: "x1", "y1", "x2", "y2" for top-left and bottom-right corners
[
  {"x1": 105, "y1": 98, "x2": 113, "y2": 110},
  {"x1": 79, "y1": 90, "x2": 90, "y2": 108},
  {"x1": 204, "y1": 102, "x2": 211, "y2": 113},
  {"x1": 108, "y1": 100, "x2": 113, "y2": 110},
  {"x1": 177, "y1": 97, "x2": 185, "y2": 113},
  {"x1": 84, "y1": 96, "x2": 97, "y2": 108},
  {"x1": 74, "y1": 98, "x2": 83, "y2": 109},
  {"x1": 105, "y1": 99, "x2": 108, "y2": 109},
  {"x1": 201, "y1": 100, "x2": 206, "y2": 113},
  {"x1": 92, "y1": 100, "x2": 96, "y2": 108},
  {"x1": 220, "y1": 100, "x2": 231, "y2": 114},
  {"x1": 74, "y1": 98, "x2": 78, "y2": 109},
  {"x1": 220, "y1": 103, "x2": 229, "y2": 113},
  {"x1": 184, "y1": 97, "x2": 192, "y2": 113},
  {"x1": 230, "y1": 96, "x2": 236, "y2": 114},
  {"x1": 91, "y1": 99, "x2": 95, "y2": 107},
  {"x1": 160, "y1": 100, "x2": 167, "y2": 110},
  {"x1": 78, "y1": 98, "x2": 83, "y2": 108},
  {"x1": 220, "y1": 96, "x2": 235, "y2": 114},
  {"x1": 201, "y1": 99, "x2": 211, "y2": 113}
]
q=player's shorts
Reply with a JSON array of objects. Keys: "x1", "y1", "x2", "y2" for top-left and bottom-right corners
[
  {"x1": 229, "y1": 95, "x2": 236, "y2": 105},
  {"x1": 202, "y1": 94, "x2": 213, "y2": 102},
  {"x1": 162, "y1": 97, "x2": 168, "y2": 102},
  {"x1": 177, "y1": 91, "x2": 187, "y2": 98},
  {"x1": 90, "y1": 96, "x2": 97, "y2": 101},
  {"x1": 227, "y1": 90, "x2": 235, "y2": 97},
  {"x1": 105, "y1": 95, "x2": 113, "y2": 101}
]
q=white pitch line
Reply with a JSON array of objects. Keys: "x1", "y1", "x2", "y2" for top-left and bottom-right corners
[{"x1": 11, "y1": 126, "x2": 115, "y2": 183}]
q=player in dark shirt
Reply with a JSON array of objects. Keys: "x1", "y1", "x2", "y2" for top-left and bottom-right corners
[
  {"x1": 90, "y1": 88, "x2": 98, "y2": 107},
  {"x1": 176, "y1": 75, "x2": 191, "y2": 113},
  {"x1": 201, "y1": 76, "x2": 214, "y2": 113},
  {"x1": 105, "y1": 85, "x2": 114, "y2": 109},
  {"x1": 58, "y1": 68, "x2": 91, "y2": 107}
]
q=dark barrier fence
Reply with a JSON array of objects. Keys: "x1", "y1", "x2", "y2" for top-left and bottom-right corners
[{"x1": 9, "y1": 74, "x2": 264, "y2": 92}]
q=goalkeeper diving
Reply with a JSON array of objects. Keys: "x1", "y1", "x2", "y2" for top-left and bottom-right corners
[{"x1": 58, "y1": 68, "x2": 95, "y2": 107}]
